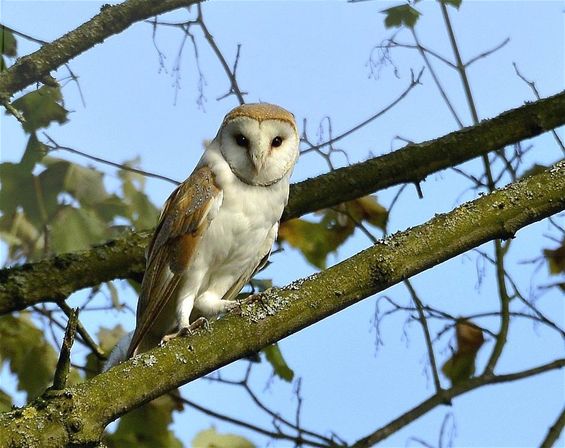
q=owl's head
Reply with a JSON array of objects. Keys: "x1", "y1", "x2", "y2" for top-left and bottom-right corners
[{"x1": 215, "y1": 103, "x2": 299, "y2": 186}]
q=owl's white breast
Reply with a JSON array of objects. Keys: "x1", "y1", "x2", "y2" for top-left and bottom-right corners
[{"x1": 182, "y1": 143, "x2": 290, "y2": 300}]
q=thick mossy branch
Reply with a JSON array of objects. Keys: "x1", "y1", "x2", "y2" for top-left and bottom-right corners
[
  {"x1": 0, "y1": 0, "x2": 201, "y2": 98},
  {"x1": 284, "y1": 90, "x2": 565, "y2": 220},
  {"x1": 0, "y1": 162, "x2": 563, "y2": 447},
  {"x1": 0, "y1": 232, "x2": 149, "y2": 314},
  {"x1": 1, "y1": 92, "x2": 565, "y2": 314}
]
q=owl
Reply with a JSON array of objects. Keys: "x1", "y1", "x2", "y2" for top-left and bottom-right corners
[{"x1": 106, "y1": 103, "x2": 299, "y2": 366}]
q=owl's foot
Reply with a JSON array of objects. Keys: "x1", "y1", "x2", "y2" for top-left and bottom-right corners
[{"x1": 160, "y1": 317, "x2": 209, "y2": 345}]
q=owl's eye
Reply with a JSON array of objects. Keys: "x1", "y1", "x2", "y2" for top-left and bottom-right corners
[
  {"x1": 271, "y1": 136, "x2": 283, "y2": 148},
  {"x1": 235, "y1": 134, "x2": 249, "y2": 148}
]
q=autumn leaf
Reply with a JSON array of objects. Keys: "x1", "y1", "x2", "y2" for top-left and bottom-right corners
[
  {"x1": 279, "y1": 195, "x2": 387, "y2": 269},
  {"x1": 544, "y1": 242, "x2": 565, "y2": 275},
  {"x1": 442, "y1": 320, "x2": 484, "y2": 385}
]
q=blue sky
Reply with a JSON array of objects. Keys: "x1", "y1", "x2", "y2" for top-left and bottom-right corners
[{"x1": 1, "y1": 1, "x2": 564, "y2": 447}]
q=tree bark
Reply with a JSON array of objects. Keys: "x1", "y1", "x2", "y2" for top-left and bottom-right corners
[{"x1": 1, "y1": 161, "x2": 563, "y2": 447}]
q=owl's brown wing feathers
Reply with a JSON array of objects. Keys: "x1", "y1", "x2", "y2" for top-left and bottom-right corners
[{"x1": 127, "y1": 166, "x2": 221, "y2": 358}]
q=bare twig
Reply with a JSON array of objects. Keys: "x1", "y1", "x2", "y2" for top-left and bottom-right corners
[
  {"x1": 303, "y1": 68, "x2": 423, "y2": 153},
  {"x1": 404, "y1": 280, "x2": 444, "y2": 396},
  {"x1": 43, "y1": 134, "x2": 180, "y2": 185},
  {"x1": 173, "y1": 393, "x2": 334, "y2": 448},
  {"x1": 465, "y1": 38, "x2": 510, "y2": 67},
  {"x1": 51, "y1": 308, "x2": 79, "y2": 390},
  {"x1": 196, "y1": 4, "x2": 246, "y2": 104},
  {"x1": 58, "y1": 301, "x2": 107, "y2": 360},
  {"x1": 352, "y1": 359, "x2": 565, "y2": 447},
  {"x1": 513, "y1": 62, "x2": 565, "y2": 154}
]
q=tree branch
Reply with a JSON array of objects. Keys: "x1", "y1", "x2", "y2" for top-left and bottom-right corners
[
  {"x1": 0, "y1": 161, "x2": 563, "y2": 446},
  {"x1": 352, "y1": 359, "x2": 565, "y2": 448},
  {"x1": 540, "y1": 406, "x2": 565, "y2": 448},
  {"x1": 0, "y1": 0, "x2": 202, "y2": 99},
  {"x1": 0, "y1": 91, "x2": 564, "y2": 314}
]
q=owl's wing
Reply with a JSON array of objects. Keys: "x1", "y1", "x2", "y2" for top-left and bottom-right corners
[{"x1": 127, "y1": 165, "x2": 222, "y2": 358}]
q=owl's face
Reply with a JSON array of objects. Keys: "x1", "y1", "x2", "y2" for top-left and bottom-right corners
[{"x1": 215, "y1": 104, "x2": 299, "y2": 186}]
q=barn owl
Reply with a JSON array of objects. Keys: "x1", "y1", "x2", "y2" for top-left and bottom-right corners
[{"x1": 106, "y1": 103, "x2": 298, "y2": 367}]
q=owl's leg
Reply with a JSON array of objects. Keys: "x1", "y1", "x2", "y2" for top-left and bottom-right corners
[
  {"x1": 161, "y1": 317, "x2": 209, "y2": 344},
  {"x1": 160, "y1": 295, "x2": 198, "y2": 345},
  {"x1": 194, "y1": 291, "x2": 239, "y2": 318}
]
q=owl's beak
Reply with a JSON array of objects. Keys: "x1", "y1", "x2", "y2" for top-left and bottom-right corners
[{"x1": 249, "y1": 149, "x2": 267, "y2": 174}]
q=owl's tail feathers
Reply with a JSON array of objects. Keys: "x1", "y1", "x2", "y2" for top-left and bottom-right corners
[{"x1": 103, "y1": 332, "x2": 133, "y2": 372}]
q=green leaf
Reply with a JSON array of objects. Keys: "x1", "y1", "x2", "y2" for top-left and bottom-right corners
[
  {"x1": 0, "y1": 389, "x2": 12, "y2": 412},
  {"x1": 0, "y1": 315, "x2": 59, "y2": 399},
  {"x1": 105, "y1": 395, "x2": 183, "y2": 448},
  {"x1": 0, "y1": 162, "x2": 34, "y2": 215},
  {"x1": 20, "y1": 134, "x2": 48, "y2": 171},
  {"x1": 192, "y1": 428, "x2": 255, "y2": 448},
  {"x1": 118, "y1": 158, "x2": 146, "y2": 188},
  {"x1": 50, "y1": 206, "x2": 109, "y2": 253},
  {"x1": 123, "y1": 181, "x2": 159, "y2": 230},
  {"x1": 11, "y1": 86, "x2": 68, "y2": 133},
  {"x1": 0, "y1": 211, "x2": 42, "y2": 261},
  {"x1": 0, "y1": 27, "x2": 17, "y2": 57},
  {"x1": 63, "y1": 162, "x2": 108, "y2": 206},
  {"x1": 92, "y1": 195, "x2": 130, "y2": 222},
  {"x1": 263, "y1": 343, "x2": 294, "y2": 382},
  {"x1": 381, "y1": 4, "x2": 421, "y2": 29},
  {"x1": 441, "y1": 0, "x2": 463, "y2": 8}
]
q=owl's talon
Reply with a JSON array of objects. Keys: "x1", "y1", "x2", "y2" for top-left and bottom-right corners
[{"x1": 160, "y1": 317, "x2": 210, "y2": 346}]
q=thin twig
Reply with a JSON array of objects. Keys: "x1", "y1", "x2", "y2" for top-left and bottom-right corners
[
  {"x1": 439, "y1": 1, "x2": 510, "y2": 375},
  {"x1": 173, "y1": 393, "x2": 333, "y2": 448},
  {"x1": 58, "y1": 300, "x2": 107, "y2": 360},
  {"x1": 404, "y1": 280, "x2": 444, "y2": 396},
  {"x1": 352, "y1": 359, "x2": 565, "y2": 447},
  {"x1": 464, "y1": 38, "x2": 510, "y2": 67},
  {"x1": 51, "y1": 308, "x2": 79, "y2": 390},
  {"x1": 196, "y1": 4, "x2": 245, "y2": 104},
  {"x1": 410, "y1": 27, "x2": 464, "y2": 128},
  {"x1": 43, "y1": 133, "x2": 180, "y2": 185},
  {"x1": 513, "y1": 62, "x2": 565, "y2": 154},
  {"x1": 303, "y1": 68, "x2": 423, "y2": 153}
]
